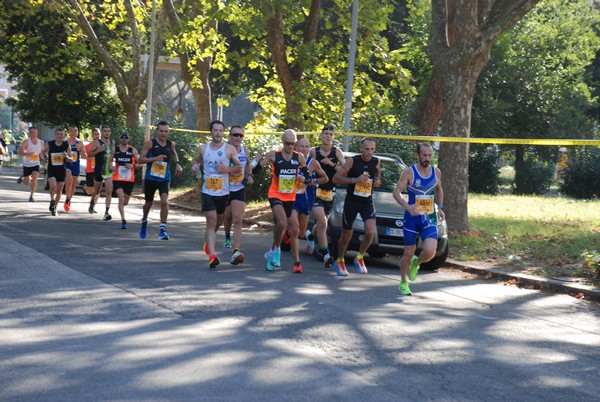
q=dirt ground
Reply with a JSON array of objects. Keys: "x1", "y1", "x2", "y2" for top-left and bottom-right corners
[{"x1": 169, "y1": 188, "x2": 599, "y2": 289}]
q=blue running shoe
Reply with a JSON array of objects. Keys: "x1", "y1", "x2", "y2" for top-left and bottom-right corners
[
  {"x1": 272, "y1": 250, "x2": 281, "y2": 268},
  {"x1": 120, "y1": 220, "x2": 127, "y2": 230},
  {"x1": 140, "y1": 220, "x2": 148, "y2": 239},
  {"x1": 264, "y1": 250, "x2": 275, "y2": 271},
  {"x1": 332, "y1": 259, "x2": 349, "y2": 277},
  {"x1": 159, "y1": 230, "x2": 170, "y2": 240}
]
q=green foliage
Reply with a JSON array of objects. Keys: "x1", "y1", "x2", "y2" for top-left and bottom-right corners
[
  {"x1": 513, "y1": 155, "x2": 555, "y2": 195},
  {"x1": 560, "y1": 147, "x2": 600, "y2": 199},
  {"x1": 468, "y1": 145, "x2": 500, "y2": 194},
  {"x1": 581, "y1": 251, "x2": 600, "y2": 272},
  {"x1": 221, "y1": 0, "x2": 415, "y2": 130},
  {"x1": 472, "y1": 0, "x2": 600, "y2": 141},
  {"x1": 0, "y1": 0, "x2": 123, "y2": 127}
]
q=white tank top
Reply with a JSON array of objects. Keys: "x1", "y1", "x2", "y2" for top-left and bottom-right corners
[
  {"x1": 229, "y1": 145, "x2": 248, "y2": 193},
  {"x1": 201, "y1": 142, "x2": 230, "y2": 196},
  {"x1": 23, "y1": 138, "x2": 43, "y2": 167}
]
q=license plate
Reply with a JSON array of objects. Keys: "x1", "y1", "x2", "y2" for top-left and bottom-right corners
[{"x1": 386, "y1": 228, "x2": 403, "y2": 237}]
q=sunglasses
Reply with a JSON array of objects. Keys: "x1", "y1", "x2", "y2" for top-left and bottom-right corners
[
  {"x1": 284, "y1": 141, "x2": 296, "y2": 146},
  {"x1": 231, "y1": 133, "x2": 244, "y2": 138}
]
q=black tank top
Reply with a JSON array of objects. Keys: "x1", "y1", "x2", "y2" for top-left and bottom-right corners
[
  {"x1": 48, "y1": 140, "x2": 69, "y2": 168},
  {"x1": 315, "y1": 146, "x2": 338, "y2": 191},
  {"x1": 346, "y1": 155, "x2": 379, "y2": 202}
]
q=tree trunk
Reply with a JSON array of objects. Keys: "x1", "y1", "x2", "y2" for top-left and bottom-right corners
[
  {"x1": 192, "y1": 84, "x2": 211, "y2": 132},
  {"x1": 123, "y1": 99, "x2": 141, "y2": 129},
  {"x1": 437, "y1": 68, "x2": 480, "y2": 232},
  {"x1": 414, "y1": 72, "x2": 444, "y2": 136},
  {"x1": 422, "y1": 0, "x2": 542, "y2": 232}
]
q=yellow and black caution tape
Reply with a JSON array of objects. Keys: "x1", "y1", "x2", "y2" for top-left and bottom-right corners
[{"x1": 151, "y1": 126, "x2": 600, "y2": 147}]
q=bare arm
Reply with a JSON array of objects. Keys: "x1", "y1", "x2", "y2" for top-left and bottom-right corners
[
  {"x1": 332, "y1": 158, "x2": 355, "y2": 185},
  {"x1": 170, "y1": 140, "x2": 183, "y2": 176},
  {"x1": 435, "y1": 167, "x2": 445, "y2": 220},
  {"x1": 309, "y1": 159, "x2": 328, "y2": 185},
  {"x1": 373, "y1": 159, "x2": 381, "y2": 187},
  {"x1": 216, "y1": 144, "x2": 242, "y2": 174},
  {"x1": 393, "y1": 168, "x2": 419, "y2": 216},
  {"x1": 137, "y1": 139, "x2": 158, "y2": 164}
]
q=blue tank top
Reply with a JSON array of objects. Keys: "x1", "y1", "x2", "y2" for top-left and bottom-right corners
[
  {"x1": 145, "y1": 138, "x2": 172, "y2": 182},
  {"x1": 407, "y1": 164, "x2": 437, "y2": 216}
]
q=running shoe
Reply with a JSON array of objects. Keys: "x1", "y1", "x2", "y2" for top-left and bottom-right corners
[
  {"x1": 332, "y1": 259, "x2": 349, "y2": 277},
  {"x1": 140, "y1": 220, "x2": 148, "y2": 239},
  {"x1": 159, "y1": 230, "x2": 169, "y2": 240},
  {"x1": 224, "y1": 238, "x2": 232, "y2": 248},
  {"x1": 88, "y1": 201, "x2": 95, "y2": 214},
  {"x1": 272, "y1": 250, "x2": 281, "y2": 268},
  {"x1": 264, "y1": 249, "x2": 275, "y2": 271},
  {"x1": 17, "y1": 176, "x2": 23, "y2": 184},
  {"x1": 209, "y1": 254, "x2": 220, "y2": 269},
  {"x1": 408, "y1": 255, "x2": 420, "y2": 281},
  {"x1": 29, "y1": 195, "x2": 35, "y2": 202},
  {"x1": 230, "y1": 250, "x2": 245, "y2": 265},
  {"x1": 51, "y1": 210, "x2": 56, "y2": 216},
  {"x1": 293, "y1": 262, "x2": 303, "y2": 273},
  {"x1": 354, "y1": 256, "x2": 368, "y2": 275},
  {"x1": 120, "y1": 220, "x2": 128, "y2": 230},
  {"x1": 64, "y1": 201, "x2": 70, "y2": 213},
  {"x1": 306, "y1": 239, "x2": 315, "y2": 255},
  {"x1": 103, "y1": 213, "x2": 112, "y2": 221},
  {"x1": 203, "y1": 242, "x2": 210, "y2": 255},
  {"x1": 323, "y1": 252, "x2": 333, "y2": 266},
  {"x1": 399, "y1": 281, "x2": 412, "y2": 295},
  {"x1": 49, "y1": 200, "x2": 55, "y2": 213}
]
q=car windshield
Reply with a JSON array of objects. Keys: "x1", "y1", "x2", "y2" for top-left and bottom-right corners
[
  {"x1": 336, "y1": 154, "x2": 405, "y2": 193},
  {"x1": 378, "y1": 158, "x2": 404, "y2": 192}
]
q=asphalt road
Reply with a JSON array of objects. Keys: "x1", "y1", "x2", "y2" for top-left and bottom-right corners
[{"x1": 1, "y1": 170, "x2": 599, "y2": 401}]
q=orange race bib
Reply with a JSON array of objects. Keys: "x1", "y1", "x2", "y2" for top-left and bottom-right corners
[
  {"x1": 51, "y1": 152, "x2": 65, "y2": 166},
  {"x1": 28, "y1": 153, "x2": 39, "y2": 163},
  {"x1": 316, "y1": 187, "x2": 333, "y2": 201},
  {"x1": 206, "y1": 174, "x2": 224, "y2": 193},
  {"x1": 150, "y1": 161, "x2": 167, "y2": 178},
  {"x1": 415, "y1": 194, "x2": 434, "y2": 215},
  {"x1": 230, "y1": 172, "x2": 243, "y2": 185},
  {"x1": 354, "y1": 179, "x2": 373, "y2": 198},
  {"x1": 296, "y1": 180, "x2": 306, "y2": 194},
  {"x1": 71, "y1": 151, "x2": 78, "y2": 162}
]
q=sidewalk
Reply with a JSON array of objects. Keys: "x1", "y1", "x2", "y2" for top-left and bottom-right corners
[{"x1": 444, "y1": 258, "x2": 600, "y2": 301}]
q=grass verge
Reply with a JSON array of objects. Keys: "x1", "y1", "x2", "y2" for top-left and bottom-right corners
[{"x1": 451, "y1": 194, "x2": 600, "y2": 280}]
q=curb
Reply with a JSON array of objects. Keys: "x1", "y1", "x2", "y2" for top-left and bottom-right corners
[{"x1": 443, "y1": 259, "x2": 600, "y2": 301}]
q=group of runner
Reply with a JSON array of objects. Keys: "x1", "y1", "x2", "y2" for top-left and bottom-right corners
[
  {"x1": 190, "y1": 121, "x2": 445, "y2": 295},
  {"x1": 15, "y1": 120, "x2": 444, "y2": 295}
]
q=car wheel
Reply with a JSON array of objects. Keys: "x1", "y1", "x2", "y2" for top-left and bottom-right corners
[{"x1": 419, "y1": 241, "x2": 449, "y2": 271}]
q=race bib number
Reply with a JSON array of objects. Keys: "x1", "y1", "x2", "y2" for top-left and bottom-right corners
[
  {"x1": 296, "y1": 180, "x2": 306, "y2": 194},
  {"x1": 316, "y1": 188, "x2": 333, "y2": 201},
  {"x1": 278, "y1": 174, "x2": 296, "y2": 194},
  {"x1": 118, "y1": 165, "x2": 132, "y2": 180},
  {"x1": 230, "y1": 172, "x2": 243, "y2": 185},
  {"x1": 150, "y1": 161, "x2": 168, "y2": 178},
  {"x1": 71, "y1": 151, "x2": 78, "y2": 162},
  {"x1": 29, "y1": 153, "x2": 39, "y2": 163},
  {"x1": 51, "y1": 152, "x2": 65, "y2": 166},
  {"x1": 206, "y1": 174, "x2": 223, "y2": 193},
  {"x1": 415, "y1": 194, "x2": 435, "y2": 215},
  {"x1": 90, "y1": 158, "x2": 96, "y2": 168},
  {"x1": 354, "y1": 179, "x2": 373, "y2": 198}
]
